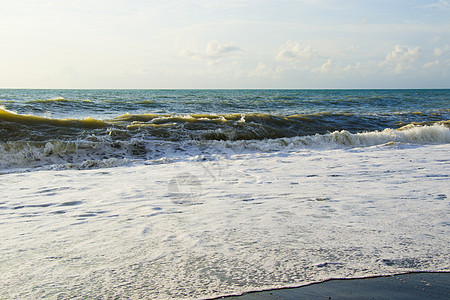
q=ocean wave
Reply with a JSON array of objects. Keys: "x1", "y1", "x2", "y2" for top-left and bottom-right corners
[
  {"x1": 207, "y1": 123, "x2": 450, "y2": 151},
  {"x1": 0, "y1": 108, "x2": 108, "y2": 128},
  {"x1": 25, "y1": 97, "x2": 92, "y2": 103},
  {"x1": 2, "y1": 108, "x2": 449, "y2": 142},
  {"x1": 0, "y1": 123, "x2": 448, "y2": 171},
  {"x1": 295, "y1": 123, "x2": 450, "y2": 147}
]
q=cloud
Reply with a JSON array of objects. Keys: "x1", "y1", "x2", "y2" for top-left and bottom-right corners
[
  {"x1": 379, "y1": 45, "x2": 420, "y2": 74},
  {"x1": 434, "y1": 45, "x2": 450, "y2": 56},
  {"x1": 347, "y1": 45, "x2": 360, "y2": 52},
  {"x1": 417, "y1": 0, "x2": 450, "y2": 10},
  {"x1": 423, "y1": 59, "x2": 440, "y2": 68},
  {"x1": 248, "y1": 62, "x2": 282, "y2": 79},
  {"x1": 181, "y1": 41, "x2": 242, "y2": 65},
  {"x1": 344, "y1": 62, "x2": 362, "y2": 71},
  {"x1": 313, "y1": 58, "x2": 334, "y2": 73},
  {"x1": 204, "y1": 41, "x2": 242, "y2": 59},
  {"x1": 276, "y1": 41, "x2": 314, "y2": 62}
]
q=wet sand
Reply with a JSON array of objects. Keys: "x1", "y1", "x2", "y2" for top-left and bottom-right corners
[{"x1": 218, "y1": 272, "x2": 449, "y2": 300}]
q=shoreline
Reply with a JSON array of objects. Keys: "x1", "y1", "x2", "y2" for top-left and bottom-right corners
[
  {"x1": 1, "y1": 142, "x2": 448, "y2": 298},
  {"x1": 215, "y1": 272, "x2": 449, "y2": 299}
]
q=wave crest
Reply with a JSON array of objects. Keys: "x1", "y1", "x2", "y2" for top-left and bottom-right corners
[{"x1": 0, "y1": 124, "x2": 448, "y2": 171}]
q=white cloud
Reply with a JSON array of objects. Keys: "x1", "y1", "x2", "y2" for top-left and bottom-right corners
[
  {"x1": 418, "y1": 0, "x2": 450, "y2": 10},
  {"x1": 379, "y1": 45, "x2": 420, "y2": 74},
  {"x1": 313, "y1": 58, "x2": 334, "y2": 73},
  {"x1": 181, "y1": 41, "x2": 242, "y2": 66},
  {"x1": 204, "y1": 42, "x2": 242, "y2": 59},
  {"x1": 434, "y1": 45, "x2": 450, "y2": 57},
  {"x1": 248, "y1": 62, "x2": 282, "y2": 79},
  {"x1": 347, "y1": 45, "x2": 360, "y2": 52},
  {"x1": 423, "y1": 59, "x2": 440, "y2": 68},
  {"x1": 276, "y1": 41, "x2": 314, "y2": 62},
  {"x1": 344, "y1": 62, "x2": 362, "y2": 71}
]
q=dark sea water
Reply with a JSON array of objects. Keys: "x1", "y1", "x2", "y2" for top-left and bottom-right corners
[{"x1": 1, "y1": 89, "x2": 449, "y2": 170}]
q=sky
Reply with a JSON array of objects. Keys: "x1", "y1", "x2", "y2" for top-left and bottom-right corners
[{"x1": 1, "y1": 0, "x2": 449, "y2": 89}]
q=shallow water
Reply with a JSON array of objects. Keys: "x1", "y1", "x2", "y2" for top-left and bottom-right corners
[{"x1": 1, "y1": 144, "x2": 449, "y2": 299}]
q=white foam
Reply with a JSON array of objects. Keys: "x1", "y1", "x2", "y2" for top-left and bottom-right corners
[
  {"x1": 0, "y1": 124, "x2": 448, "y2": 171},
  {"x1": 223, "y1": 123, "x2": 450, "y2": 151},
  {"x1": 0, "y1": 143, "x2": 448, "y2": 299}
]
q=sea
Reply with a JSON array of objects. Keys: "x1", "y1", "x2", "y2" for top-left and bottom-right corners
[{"x1": 0, "y1": 89, "x2": 449, "y2": 298}]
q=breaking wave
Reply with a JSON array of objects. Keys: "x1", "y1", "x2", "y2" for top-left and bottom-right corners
[
  {"x1": 2, "y1": 108, "x2": 449, "y2": 141},
  {"x1": 0, "y1": 121, "x2": 448, "y2": 171}
]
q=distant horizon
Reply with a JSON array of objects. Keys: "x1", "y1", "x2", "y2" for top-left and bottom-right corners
[{"x1": 1, "y1": 87, "x2": 449, "y2": 91}]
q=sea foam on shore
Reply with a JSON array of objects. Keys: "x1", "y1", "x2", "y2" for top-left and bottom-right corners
[{"x1": 1, "y1": 143, "x2": 448, "y2": 299}]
